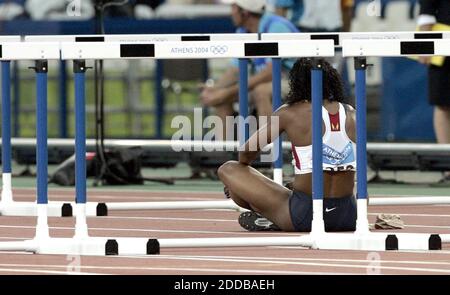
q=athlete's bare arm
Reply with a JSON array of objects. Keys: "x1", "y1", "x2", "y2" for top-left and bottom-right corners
[{"x1": 239, "y1": 105, "x2": 289, "y2": 165}]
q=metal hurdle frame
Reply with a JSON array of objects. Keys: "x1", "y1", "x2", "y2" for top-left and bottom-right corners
[
  {"x1": 0, "y1": 37, "x2": 447, "y2": 255},
  {"x1": 159, "y1": 38, "x2": 450, "y2": 251},
  {"x1": 0, "y1": 38, "x2": 334, "y2": 255},
  {"x1": 0, "y1": 34, "x2": 258, "y2": 218},
  {"x1": 0, "y1": 36, "x2": 450, "y2": 255},
  {"x1": 0, "y1": 36, "x2": 22, "y2": 213},
  {"x1": 2, "y1": 33, "x2": 450, "y2": 220},
  {"x1": 0, "y1": 40, "x2": 79, "y2": 219}
]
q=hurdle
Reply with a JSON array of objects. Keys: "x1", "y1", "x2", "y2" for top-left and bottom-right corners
[
  {"x1": 1, "y1": 36, "x2": 22, "y2": 211},
  {"x1": 171, "y1": 38, "x2": 448, "y2": 251},
  {"x1": 61, "y1": 33, "x2": 449, "y2": 215},
  {"x1": 0, "y1": 38, "x2": 335, "y2": 255},
  {"x1": 0, "y1": 37, "x2": 447, "y2": 255},
  {"x1": 0, "y1": 33, "x2": 258, "y2": 217},
  {"x1": 158, "y1": 38, "x2": 450, "y2": 252},
  {"x1": 3, "y1": 32, "x2": 450, "y2": 218},
  {"x1": 0, "y1": 41, "x2": 86, "y2": 218},
  {"x1": 117, "y1": 37, "x2": 450, "y2": 252},
  {"x1": 261, "y1": 31, "x2": 450, "y2": 46}
]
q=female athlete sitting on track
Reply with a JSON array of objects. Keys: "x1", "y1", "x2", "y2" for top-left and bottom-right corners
[{"x1": 218, "y1": 58, "x2": 357, "y2": 232}]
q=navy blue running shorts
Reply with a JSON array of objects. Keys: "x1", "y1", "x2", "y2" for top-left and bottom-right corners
[{"x1": 288, "y1": 190, "x2": 357, "y2": 232}]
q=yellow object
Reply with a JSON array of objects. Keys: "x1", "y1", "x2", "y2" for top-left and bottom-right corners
[
  {"x1": 410, "y1": 23, "x2": 450, "y2": 67},
  {"x1": 341, "y1": 0, "x2": 354, "y2": 8}
]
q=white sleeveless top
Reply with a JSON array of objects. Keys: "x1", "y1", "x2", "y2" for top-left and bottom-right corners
[{"x1": 291, "y1": 103, "x2": 356, "y2": 174}]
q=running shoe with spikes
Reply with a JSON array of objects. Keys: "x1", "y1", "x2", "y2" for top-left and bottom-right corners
[
  {"x1": 223, "y1": 186, "x2": 231, "y2": 199},
  {"x1": 238, "y1": 211, "x2": 281, "y2": 231}
]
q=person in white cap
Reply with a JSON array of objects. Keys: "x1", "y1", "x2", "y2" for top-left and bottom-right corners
[{"x1": 200, "y1": 0, "x2": 298, "y2": 138}]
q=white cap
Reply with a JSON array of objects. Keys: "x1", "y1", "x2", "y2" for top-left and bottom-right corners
[{"x1": 222, "y1": 0, "x2": 266, "y2": 14}]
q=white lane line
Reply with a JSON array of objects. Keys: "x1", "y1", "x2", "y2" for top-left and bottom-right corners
[
  {"x1": 94, "y1": 213, "x2": 448, "y2": 222},
  {"x1": 100, "y1": 216, "x2": 236, "y2": 222},
  {"x1": 0, "y1": 224, "x2": 299, "y2": 236},
  {"x1": 370, "y1": 194, "x2": 450, "y2": 198},
  {"x1": 0, "y1": 267, "x2": 102, "y2": 275},
  {"x1": 0, "y1": 223, "x2": 448, "y2": 236},
  {"x1": 152, "y1": 254, "x2": 450, "y2": 266},
  {"x1": 13, "y1": 187, "x2": 224, "y2": 195},
  {"x1": 116, "y1": 255, "x2": 450, "y2": 274},
  {"x1": 2, "y1": 251, "x2": 450, "y2": 270},
  {"x1": 12, "y1": 189, "x2": 448, "y2": 197},
  {"x1": 370, "y1": 213, "x2": 450, "y2": 218},
  {"x1": 0, "y1": 263, "x2": 345, "y2": 275},
  {"x1": 10, "y1": 194, "x2": 218, "y2": 202},
  {"x1": 405, "y1": 224, "x2": 450, "y2": 229}
]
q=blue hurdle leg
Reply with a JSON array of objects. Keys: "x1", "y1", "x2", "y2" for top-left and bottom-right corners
[
  {"x1": 12, "y1": 61, "x2": 20, "y2": 137},
  {"x1": 34, "y1": 60, "x2": 50, "y2": 238},
  {"x1": 238, "y1": 58, "x2": 249, "y2": 145},
  {"x1": 311, "y1": 59, "x2": 325, "y2": 234},
  {"x1": 271, "y1": 58, "x2": 283, "y2": 185},
  {"x1": 58, "y1": 60, "x2": 68, "y2": 138},
  {"x1": 354, "y1": 57, "x2": 370, "y2": 233},
  {"x1": 74, "y1": 60, "x2": 89, "y2": 238},
  {"x1": 1, "y1": 61, "x2": 13, "y2": 203}
]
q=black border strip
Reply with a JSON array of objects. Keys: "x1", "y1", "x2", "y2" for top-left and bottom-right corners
[
  {"x1": 181, "y1": 35, "x2": 210, "y2": 41},
  {"x1": 75, "y1": 36, "x2": 105, "y2": 42},
  {"x1": 310, "y1": 34, "x2": 340, "y2": 46},
  {"x1": 244, "y1": 42, "x2": 279, "y2": 56},
  {"x1": 120, "y1": 44, "x2": 155, "y2": 58},
  {"x1": 414, "y1": 33, "x2": 443, "y2": 39},
  {"x1": 400, "y1": 41, "x2": 435, "y2": 55}
]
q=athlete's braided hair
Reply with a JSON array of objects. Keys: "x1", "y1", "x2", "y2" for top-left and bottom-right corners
[{"x1": 285, "y1": 58, "x2": 347, "y2": 105}]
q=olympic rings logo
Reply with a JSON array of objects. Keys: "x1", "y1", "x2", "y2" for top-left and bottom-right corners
[{"x1": 210, "y1": 45, "x2": 228, "y2": 55}]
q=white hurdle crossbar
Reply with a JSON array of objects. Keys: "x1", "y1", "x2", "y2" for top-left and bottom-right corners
[
  {"x1": 342, "y1": 39, "x2": 450, "y2": 57},
  {"x1": 60, "y1": 39, "x2": 334, "y2": 60},
  {"x1": 24, "y1": 33, "x2": 259, "y2": 43},
  {"x1": 261, "y1": 31, "x2": 450, "y2": 47}
]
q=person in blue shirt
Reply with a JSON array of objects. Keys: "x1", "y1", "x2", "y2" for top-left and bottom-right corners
[
  {"x1": 273, "y1": 0, "x2": 303, "y2": 27},
  {"x1": 200, "y1": 0, "x2": 298, "y2": 138},
  {"x1": 274, "y1": 0, "x2": 353, "y2": 33}
]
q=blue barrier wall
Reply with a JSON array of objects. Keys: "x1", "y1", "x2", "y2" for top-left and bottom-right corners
[
  {"x1": 0, "y1": 18, "x2": 235, "y2": 35},
  {"x1": 381, "y1": 57, "x2": 435, "y2": 141}
]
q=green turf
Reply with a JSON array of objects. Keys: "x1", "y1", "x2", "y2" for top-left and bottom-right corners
[
  {"x1": 16, "y1": 70, "x2": 200, "y2": 138},
  {"x1": 2, "y1": 163, "x2": 449, "y2": 196}
]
